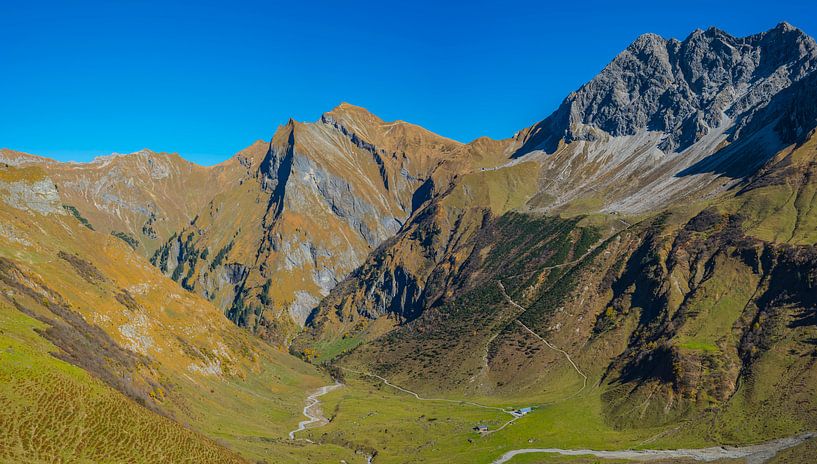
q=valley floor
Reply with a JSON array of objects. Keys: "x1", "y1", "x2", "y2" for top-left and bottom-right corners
[
  {"x1": 291, "y1": 271, "x2": 817, "y2": 463},
  {"x1": 289, "y1": 368, "x2": 817, "y2": 464}
]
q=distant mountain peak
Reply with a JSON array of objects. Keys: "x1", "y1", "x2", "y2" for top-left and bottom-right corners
[
  {"x1": 320, "y1": 102, "x2": 388, "y2": 135},
  {"x1": 773, "y1": 20, "x2": 797, "y2": 32},
  {"x1": 90, "y1": 148, "x2": 159, "y2": 163},
  {"x1": 332, "y1": 101, "x2": 367, "y2": 112},
  {"x1": 628, "y1": 32, "x2": 666, "y2": 50},
  {"x1": 323, "y1": 102, "x2": 378, "y2": 119},
  {"x1": 517, "y1": 23, "x2": 817, "y2": 156}
]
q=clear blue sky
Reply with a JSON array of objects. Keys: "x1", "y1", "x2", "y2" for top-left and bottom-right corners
[{"x1": 1, "y1": 0, "x2": 814, "y2": 165}]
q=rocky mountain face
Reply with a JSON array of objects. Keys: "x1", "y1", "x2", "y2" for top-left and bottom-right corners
[
  {"x1": 521, "y1": 22, "x2": 817, "y2": 154},
  {"x1": 0, "y1": 147, "x2": 246, "y2": 256},
  {"x1": 291, "y1": 24, "x2": 817, "y2": 435},
  {"x1": 506, "y1": 22, "x2": 817, "y2": 214},
  {"x1": 149, "y1": 104, "x2": 510, "y2": 344}
]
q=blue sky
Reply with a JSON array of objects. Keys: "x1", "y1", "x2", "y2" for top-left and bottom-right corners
[{"x1": 1, "y1": 0, "x2": 814, "y2": 165}]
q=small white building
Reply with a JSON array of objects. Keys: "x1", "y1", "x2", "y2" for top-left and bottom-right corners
[{"x1": 512, "y1": 407, "x2": 533, "y2": 417}]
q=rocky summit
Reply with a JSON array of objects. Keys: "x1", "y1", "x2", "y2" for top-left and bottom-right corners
[{"x1": 3, "y1": 21, "x2": 817, "y2": 464}]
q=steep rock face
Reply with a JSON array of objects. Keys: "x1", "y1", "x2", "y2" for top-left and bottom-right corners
[
  {"x1": 0, "y1": 176, "x2": 63, "y2": 215},
  {"x1": 505, "y1": 23, "x2": 817, "y2": 215},
  {"x1": 521, "y1": 22, "x2": 817, "y2": 154},
  {"x1": 153, "y1": 105, "x2": 506, "y2": 343}
]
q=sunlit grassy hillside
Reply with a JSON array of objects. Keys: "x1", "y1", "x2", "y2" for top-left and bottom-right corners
[{"x1": 0, "y1": 163, "x2": 359, "y2": 463}]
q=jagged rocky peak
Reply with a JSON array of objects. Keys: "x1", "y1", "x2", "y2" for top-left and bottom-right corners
[
  {"x1": 523, "y1": 22, "x2": 817, "y2": 154},
  {"x1": 258, "y1": 120, "x2": 295, "y2": 193}
]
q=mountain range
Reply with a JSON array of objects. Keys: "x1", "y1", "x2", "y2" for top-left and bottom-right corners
[{"x1": 3, "y1": 22, "x2": 817, "y2": 463}]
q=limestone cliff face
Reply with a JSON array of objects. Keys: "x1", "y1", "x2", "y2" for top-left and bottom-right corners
[
  {"x1": 507, "y1": 23, "x2": 817, "y2": 215},
  {"x1": 153, "y1": 104, "x2": 493, "y2": 344},
  {"x1": 0, "y1": 175, "x2": 62, "y2": 215}
]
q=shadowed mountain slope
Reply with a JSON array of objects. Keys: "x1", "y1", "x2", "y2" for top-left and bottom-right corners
[{"x1": 150, "y1": 104, "x2": 515, "y2": 344}]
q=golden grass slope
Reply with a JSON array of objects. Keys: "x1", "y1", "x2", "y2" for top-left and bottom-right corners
[
  {"x1": 0, "y1": 303, "x2": 246, "y2": 464},
  {"x1": 0, "y1": 163, "x2": 348, "y2": 463}
]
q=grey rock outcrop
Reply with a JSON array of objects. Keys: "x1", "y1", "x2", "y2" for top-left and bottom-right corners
[
  {"x1": 0, "y1": 178, "x2": 63, "y2": 215},
  {"x1": 519, "y1": 22, "x2": 817, "y2": 155}
]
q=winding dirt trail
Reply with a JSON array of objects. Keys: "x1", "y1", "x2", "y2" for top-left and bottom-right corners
[
  {"x1": 492, "y1": 432, "x2": 816, "y2": 464},
  {"x1": 514, "y1": 319, "x2": 588, "y2": 393},
  {"x1": 497, "y1": 281, "x2": 588, "y2": 395},
  {"x1": 288, "y1": 381, "x2": 343, "y2": 441}
]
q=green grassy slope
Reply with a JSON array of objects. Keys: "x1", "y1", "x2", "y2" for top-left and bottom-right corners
[
  {"x1": 286, "y1": 136, "x2": 817, "y2": 462},
  {"x1": 0, "y1": 305, "x2": 246, "y2": 463},
  {"x1": 0, "y1": 163, "x2": 361, "y2": 463}
]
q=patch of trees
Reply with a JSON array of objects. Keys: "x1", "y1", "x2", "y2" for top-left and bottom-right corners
[
  {"x1": 210, "y1": 240, "x2": 234, "y2": 270},
  {"x1": 63, "y1": 204, "x2": 94, "y2": 230},
  {"x1": 111, "y1": 230, "x2": 140, "y2": 250}
]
